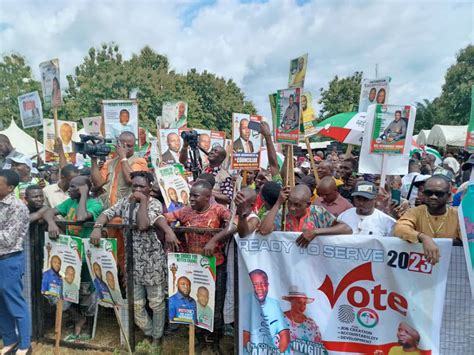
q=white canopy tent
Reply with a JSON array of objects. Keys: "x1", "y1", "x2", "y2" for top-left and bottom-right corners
[
  {"x1": 415, "y1": 129, "x2": 430, "y2": 145},
  {"x1": 426, "y1": 125, "x2": 467, "y2": 147},
  {"x1": 0, "y1": 119, "x2": 44, "y2": 157}
]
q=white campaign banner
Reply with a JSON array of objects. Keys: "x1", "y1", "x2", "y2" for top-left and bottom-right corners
[{"x1": 238, "y1": 233, "x2": 452, "y2": 355}]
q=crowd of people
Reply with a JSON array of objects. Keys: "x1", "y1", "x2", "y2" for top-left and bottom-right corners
[{"x1": 0, "y1": 121, "x2": 472, "y2": 354}]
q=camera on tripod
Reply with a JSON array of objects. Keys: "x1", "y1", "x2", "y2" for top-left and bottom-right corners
[
  {"x1": 181, "y1": 130, "x2": 200, "y2": 149},
  {"x1": 73, "y1": 134, "x2": 111, "y2": 158}
]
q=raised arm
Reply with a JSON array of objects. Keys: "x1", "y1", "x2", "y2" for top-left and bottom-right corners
[{"x1": 261, "y1": 121, "x2": 279, "y2": 177}]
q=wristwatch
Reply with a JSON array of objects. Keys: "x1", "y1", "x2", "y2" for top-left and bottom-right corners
[{"x1": 93, "y1": 223, "x2": 104, "y2": 229}]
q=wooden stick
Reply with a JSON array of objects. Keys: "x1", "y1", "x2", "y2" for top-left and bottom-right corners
[
  {"x1": 113, "y1": 306, "x2": 133, "y2": 354},
  {"x1": 305, "y1": 137, "x2": 320, "y2": 185},
  {"x1": 53, "y1": 107, "x2": 59, "y2": 139},
  {"x1": 242, "y1": 170, "x2": 248, "y2": 187},
  {"x1": 34, "y1": 130, "x2": 41, "y2": 166},
  {"x1": 380, "y1": 153, "x2": 388, "y2": 189},
  {"x1": 189, "y1": 324, "x2": 195, "y2": 355},
  {"x1": 54, "y1": 298, "x2": 63, "y2": 355},
  {"x1": 281, "y1": 145, "x2": 293, "y2": 231},
  {"x1": 345, "y1": 144, "x2": 353, "y2": 157}
]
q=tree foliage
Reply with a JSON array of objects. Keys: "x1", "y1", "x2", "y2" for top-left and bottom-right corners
[{"x1": 318, "y1": 71, "x2": 363, "y2": 119}]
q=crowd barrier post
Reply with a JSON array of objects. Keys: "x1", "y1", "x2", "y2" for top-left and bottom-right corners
[{"x1": 125, "y1": 225, "x2": 136, "y2": 352}]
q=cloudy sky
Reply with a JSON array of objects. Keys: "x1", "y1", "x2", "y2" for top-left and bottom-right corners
[{"x1": 0, "y1": 0, "x2": 472, "y2": 119}]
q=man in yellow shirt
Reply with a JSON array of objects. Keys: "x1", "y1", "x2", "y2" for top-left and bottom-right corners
[
  {"x1": 300, "y1": 94, "x2": 315, "y2": 124},
  {"x1": 388, "y1": 322, "x2": 421, "y2": 355}
]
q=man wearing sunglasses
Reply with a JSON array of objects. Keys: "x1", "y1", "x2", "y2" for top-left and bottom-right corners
[{"x1": 394, "y1": 176, "x2": 460, "y2": 265}]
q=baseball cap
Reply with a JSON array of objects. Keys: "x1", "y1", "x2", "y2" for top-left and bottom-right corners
[
  {"x1": 433, "y1": 167, "x2": 455, "y2": 183},
  {"x1": 352, "y1": 181, "x2": 377, "y2": 200},
  {"x1": 9, "y1": 155, "x2": 39, "y2": 174},
  {"x1": 461, "y1": 154, "x2": 474, "y2": 171}
]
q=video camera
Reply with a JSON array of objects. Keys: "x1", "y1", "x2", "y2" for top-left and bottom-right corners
[
  {"x1": 73, "y1": 134, "x2": 111, "y2": 158},
  {"x1": 181, "y1": 130, "x2": 200, "y2": 149}
]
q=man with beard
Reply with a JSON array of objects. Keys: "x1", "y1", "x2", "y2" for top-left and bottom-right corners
[
  {"x1": 281, "y1": 95, "x2": 299, "y2": 131},
  {"x1": 25, "y1": 185, "x2": 47, "y2": 222},
  {"x1": 167, "y1": 187, "x2": 183, "y2": 212},
  {"x1": 162, "y1": 132, "x2": 181, "y2": 164},
  {"x1": 168, "y1": 276, "x2": 197, "y2": 324},
  {"x1": 0, "y1": 134, "x2": 25, "y2": 169},
  {"x1": 382, "y1": 110, "x2": 407, "y2": 142}
]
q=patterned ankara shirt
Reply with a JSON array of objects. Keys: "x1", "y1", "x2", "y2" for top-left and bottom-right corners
[
  {"x1": 102, "y1": 197, "x2": 166, "y2": 286},
  {"x1": 204, "y1": 166, "x2": 234, "y2": 201},
  {"x1": 0, "y1": 193, "x2": 29, "y2": 256},
  {"x1": 274, "y1": 205, "x2": 336, "y2": 232},
  {"x1": 164, "y1": 204, "x2": 231, "y2": 265}
]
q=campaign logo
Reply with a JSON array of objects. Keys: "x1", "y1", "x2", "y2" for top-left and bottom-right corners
[
  {"x1": 357, "y1": 308, "x2": 379, "y2": 328},
  {"x1": 200, "y1": 257, "x2": 210, "y2": 268}
]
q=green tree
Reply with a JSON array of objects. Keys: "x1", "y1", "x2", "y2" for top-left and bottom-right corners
[
  {"x1": 318, "y1": 71, "x2": 363, "y2": 119},
  {"x1": 0, "y1": 54, "x2": 42, "y2": 129},
  {"x1": 414, "y1": 98, "x2": 438, "y2": 132},
  {"x1": 434, "y1": 44, "x2": 474, "y2": 125}
]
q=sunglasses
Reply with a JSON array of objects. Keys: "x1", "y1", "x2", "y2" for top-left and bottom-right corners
[{"x1": 422, "y1": 190, "x2": 448, "y2": 198}]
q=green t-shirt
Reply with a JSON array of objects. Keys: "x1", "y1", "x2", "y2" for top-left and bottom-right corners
[{"x1": 56, "y1": 198, "x2": 103, "y2": 238}]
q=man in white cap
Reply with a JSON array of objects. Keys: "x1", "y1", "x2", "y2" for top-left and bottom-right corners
[
  {"x1": 9, "y1": 156, "x2": 46, "y2": 201},
  {"x1": 337, "y1": 181, "x2": 396, "y2": 236}
]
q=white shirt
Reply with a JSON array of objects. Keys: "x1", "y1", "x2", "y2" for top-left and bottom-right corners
[
  {"x1": 401, "y1": 172, "x2": 419, "y2": 206},
  {"x1": 240, "y1": 137, "x2": 252, "y2": 153},
  {"x1": 337, "y1": 208, "x2": 396, "y2": 237}
]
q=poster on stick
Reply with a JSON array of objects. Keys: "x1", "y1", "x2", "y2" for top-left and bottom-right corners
[
  {"x1": 168, "y1": 253, "x2": 216, "y2": 331},
  {"x1": 18, "y1": 91, "x2": 43, "y2": 129},
  {"x1": 39, "y1": 58, "x2": 62, "y2": 109},
  {"x1": 301, "y1": 92, "x2": 318, "y2": 138},
  {"x1": 102, "y1": 100, "x2": 138, "y2": 141},
  {"x1": 276, "y1": 88, "x2": 301, "y2": 145},
  {"x1": 370, "y1": 104, "x2": 415, "y2": 155},
  {"x1": 238, "y1": 233, "x2": 451, "y2": 355},
  {"x1": 161, "y1": 101, "x2": 188, "y2": 129},
  {"x1": 231, "y1": 113, "x2": 262, "y2": 170},
  {"x1": 358, "y1": 77, "x2": 390, "y2": 113},
  {"x1": 288, "y1": 53, "x2": 308, "y2": 89},
  {"x1": 211, "y1": 130, "x2": 226, "y2": 149},
  {"x1": 42, "y1": 233, "x2": 83, "y2": 303},
  {"x1": 82, "y1": 116, "x2": 103, "y2": 137},
  {"x1": 43, "y1": 118, "x2": 78, "y2": 164},
  {"x1": 155, "y1": 165, "x2": 190, "y2": 212},
  {"x1": 84, "y1": 239, "x2": 124, "y2": 307},
  {"x1": 465, "y1": 85, "x2": 474, "y2": 152},
  {"x1": 159, "y1": 128, "x2": 183, "y2": 165}
]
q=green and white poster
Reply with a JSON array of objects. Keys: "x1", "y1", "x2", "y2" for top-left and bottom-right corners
[
  {"x1": 42, "y1": 233, "x2": 83, "y2": 303},
  {"x1": 465, "y1": 85, "x2": 474, "y2": 152},
  {"x1": 459, "y1": 171, "x2": 474, "y2": 299},
  {"x1": 168, "y1": 253, "x2": 216, "y2": 331}
]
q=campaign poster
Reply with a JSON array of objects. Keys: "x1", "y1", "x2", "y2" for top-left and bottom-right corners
[
  {"x1": 301, "y1": 92, "x2": 318, "y2": 138},
  {"x1": 43, "y1": 118, "x2": 79, "y2": 164},
  {"x1": 159, "y1": 128, "x2": 184, "y2": 165},
  {"x1": 82, "y1": 116, "x2": 103, "y2": 136},
  {"x1": 168, "y1": 253, "x2": 216, "y2": 331},
  {"x1": 18, "y1": 91, "x2": 43, "y2": 129},
  {"x1": 211, "y1": 130, "x2": 226, "y2": 149},
  {"x1": 276, "y1": 88, "x2": 301, "y2": 145},
  {"x1": 288, "y1": 53, "x2": 308, "y2": 89},
  {"x1": 84, "y1": 239, "x2": 124, "y2": 307},
  {"x1": 102, "y1": 100, "x2": 138, "y2": 141},
  {"x1": 42, "y1": 233, "x2": 83, "y2": 303},
  {"x1": 155, "y1": 165, "x2": 190, "y2": 211},
  {"x1": 459, "y1": 180, "x2": 474, "y2": 298},
  {"x1": 358, "y1": 77, "x2": 390, "y2": 113},
  {"x1": 195, "y1": 128, "x2": 212, "y2": 167},
  {"x1": 370, "y1": 105, "x2": 415, "y2": 155},
  {"x1": 39, "y1": 58, "x2": 62, "y2": 109},
  {"x1": 161, "y1": 101, "x2": 188, "y2": 129},
  {"x1": 465, "y1": 85, "x2": 474, "y2": 152},
  {"x1": 238, "y1": 233, "x2": 452, "y2": 355},
  {"x1": 231, "y1": 113, "x2": 262, "y2": 170}
]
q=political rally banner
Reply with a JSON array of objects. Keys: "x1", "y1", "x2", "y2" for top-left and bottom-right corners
[
  {"x1": 465, "y1": 85, "x2": 474, "y2": 152},
  {"x1": 102, "y1": 100, "x2": 138, "y2": 141},
  {"x1": 301, "y1": 92, "x2": 318, "y2": 138},
  {"x1": 276, "y1": 88, "x2": 301, "y2": 145},
  {"x1": 359, "y1": 105, "x2": 416, "y2": 175},
  {"x1": 160, "y1": 101, "x2": 188, "y2": 129},
  {"x1": 238, "y1": 233, "x2": 451, "y2": 355},
  {"x1": 288, "y1": 53, "x2": 308, "y2": 89},
  {"x1": 42, "y1": 233, "x2": 83, "y2": 303},
  {"x1": 158, "y1": 128, "x2": 183, "y2": 165},
  {"x1": 211, "y1": 130, "x2": 226, "y2": 149},
  {"x1": 39, "y1": 58, "x2": 62, "y2": 109},
  {"x1": 370, "y1": 105, "x2": 415, "y2": 155},
  {"x1": 84, "y1": 238, "x2": 124, "y2": 307},
  {"x1": 459, "y1": 171, "x2": 474, "y2": 298},
  {"x1": 358, "y1": 77, "x2": 390, "y2": 113},
  {"x1": 18, "y1": 91, "x2": 43, "y2": 129},
  {"x1": 82, "y1": 116, "x2": 103, "y2": 136},
  {"x1": 232, "y1": 113, "x2": 262, "y2": 170},
  {"x1": 155, "y1": 164, "x2": 190, "y2": 211},
  {"x1": 43, "y1": 118, "x2": 78, "y2": 164},
  {"x1": 168, "y1": 253, "x2": 216, "y2": 331}
]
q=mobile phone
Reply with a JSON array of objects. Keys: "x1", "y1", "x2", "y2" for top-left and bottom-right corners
[
  {"x1": 391, "y1": 189, "x2": 401, "y2": 206},
  {"x1": 248, "y1": 120, "x2": 261, "y2": 133}
]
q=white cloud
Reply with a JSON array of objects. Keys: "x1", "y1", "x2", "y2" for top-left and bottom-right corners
[{"x1": 0, "y1": 0, "x2": 472, "y2": 121}]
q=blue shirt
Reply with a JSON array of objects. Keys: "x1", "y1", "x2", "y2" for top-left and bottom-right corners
[
  {"x1": 167, "y1": 200, "x2": 184, "y2": 213},
  {"x1": 169, "y1": 291, "x2": 197, "y2": 324},
  {"x1": 41, "y1": 268, "x2": 63, "y2": 298}
]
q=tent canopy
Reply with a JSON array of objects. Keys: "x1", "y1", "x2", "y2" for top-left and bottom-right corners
[
  {"x1": 426, "y1": 125, "x2": 467, "y2": 147},
  {"x1": 0, "y1": 119, "x2": 44, "y2": 157},
  {"x1": 415, "y1": 129, "x2": 430, "y2": 145}
]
